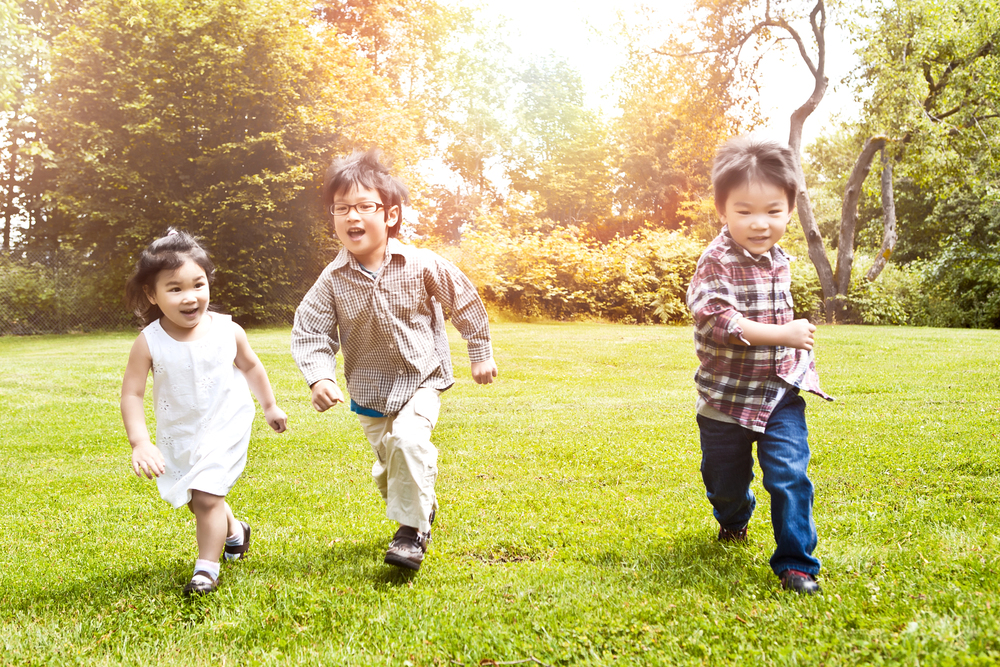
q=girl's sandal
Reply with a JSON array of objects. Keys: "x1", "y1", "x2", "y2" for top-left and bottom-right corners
[
  {"x1": 183, "y1": 571, "x2": 218, "y2": 596},
  {"x1": 224, "y1": 521, "x2": 252, "y2": 561}
]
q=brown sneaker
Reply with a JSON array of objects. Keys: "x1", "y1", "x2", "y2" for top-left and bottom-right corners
[
  {"x1": 718, "y1": 525, "x2": 748, "y2": 543},
  {"x1": 183, "y1": 570, "x2": 219, "y2": 596},
  {"x1": 384, "y1": 526, "x2": 428, "y2": 571}
]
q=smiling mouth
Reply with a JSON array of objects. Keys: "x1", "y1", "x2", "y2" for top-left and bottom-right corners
[{"x1": 346, "y1": 227, "x2": 365, "y2": 240}]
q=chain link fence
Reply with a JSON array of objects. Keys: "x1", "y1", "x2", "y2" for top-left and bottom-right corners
[{"x1": 1, "y1": 250, "x2": 323, "y2": 335}]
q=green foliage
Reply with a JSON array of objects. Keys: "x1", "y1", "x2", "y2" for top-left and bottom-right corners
[
  {"x1": 611, "y1": 9, "x2": 735, "y2": 233},
  {"x1": 0, "y1": 251, "x2": 133, "y2": 333},
  {"x1": 1, "y1": 325, "x2": 999, "y2": 664},
  {"x1": 32, "y1": 0, "x2": 402, "y2": 321},
  {"x1": 853, "y1": 0, "x2": 1000, "y2": 190},
  {"x1": 844, "y1": 262, "x2": 920, "y2": 325},
  {"x1": 444, "y1": 209, "x2": 704, "y2": 323},
  {"x1": 507, "y1": 56, "x2": 615, "y2": 230}
]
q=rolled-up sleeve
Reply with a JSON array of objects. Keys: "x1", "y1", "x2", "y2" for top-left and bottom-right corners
[{"x1": 687, "y1": 256, "x2": 747, "y2": 345}]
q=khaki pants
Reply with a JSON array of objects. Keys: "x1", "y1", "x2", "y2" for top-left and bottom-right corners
[{"x1": 356, "y1": 387, "x2": 441, "y2": 533}]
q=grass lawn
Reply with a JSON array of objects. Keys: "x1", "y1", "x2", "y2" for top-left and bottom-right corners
[{"x1": 0, "y1": 322, "x2": 998, "y2": 666}]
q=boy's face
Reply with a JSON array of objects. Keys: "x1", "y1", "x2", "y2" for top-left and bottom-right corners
[
  {"x1": 718, "y1": 179, "x2": 793, "y2": 256},
  {"x1": 331, "y1": 184, "x2": 399, "y2": 270}
]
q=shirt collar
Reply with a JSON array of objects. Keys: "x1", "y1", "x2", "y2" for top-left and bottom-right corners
[
  {"x1": 330, "y1": 237, "x2": 408, "y2": 272},
  {"x1": 720, "y1": 226, "x2": 789, "y2": 267}
]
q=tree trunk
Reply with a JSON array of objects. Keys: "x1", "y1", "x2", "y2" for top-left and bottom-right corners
[
  {"x1": 1, "y1": 107, "x2": 18, "y2": 252},
  {"x1": 832, "y1": 136, "x2": 888, "y2": 319},
  {"x1": 865, "y1": 149, "x2": 897, "y2": 282},
  {"x1": 783, "y1": 0, "x2": 839, "y2": 320}
]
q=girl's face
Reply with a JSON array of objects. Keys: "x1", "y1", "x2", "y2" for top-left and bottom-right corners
[{"x1": 144, "y1": 258, "x2": 211, "y2": 338}]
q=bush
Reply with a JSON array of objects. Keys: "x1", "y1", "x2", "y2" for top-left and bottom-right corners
[
  {"x1": 441, "y1": 210, "x2": 705, "y2": 324},
  {"x1": 0, "y1": 252, "x2": 133, "y2": 334}
]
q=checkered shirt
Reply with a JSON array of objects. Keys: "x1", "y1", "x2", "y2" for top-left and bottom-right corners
[
  {"x1": 291, "y1": 239, "x2": 493, "y2": 415},
  {"x1": 687, "y1": 229, "x2": 832, "y2": 433}
]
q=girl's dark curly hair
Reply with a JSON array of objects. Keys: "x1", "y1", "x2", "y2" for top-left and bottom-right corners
[{"x1": 124, "y1": 228, "x2": 215, "y2": 326}]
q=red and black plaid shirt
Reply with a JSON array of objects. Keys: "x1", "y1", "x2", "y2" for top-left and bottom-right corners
[{"x1": 687, "y1": 229, "x2": 832, "y2": 432}]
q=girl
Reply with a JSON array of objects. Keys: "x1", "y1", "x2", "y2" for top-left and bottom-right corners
[{"x1": 121, "y1": 229, "x2": 287, "y2": 596}]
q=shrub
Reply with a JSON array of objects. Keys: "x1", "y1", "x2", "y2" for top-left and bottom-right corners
[{"x1": 442, "y1": 211, "x2": 705, "y2": 323}]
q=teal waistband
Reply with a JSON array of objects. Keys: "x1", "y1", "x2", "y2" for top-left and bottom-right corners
[{"x1": 350, "y1": 399, "x2": 387, "y2": 419}]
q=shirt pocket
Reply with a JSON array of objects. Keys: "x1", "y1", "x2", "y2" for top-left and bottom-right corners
[{"x1": 380, "y1": 279, "x2": 426, "y2": 321}]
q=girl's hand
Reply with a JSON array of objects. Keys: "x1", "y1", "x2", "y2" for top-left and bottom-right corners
[
  {"x1": 310, "y1": 379, "x2": 344, "y2": 412},
  {"x1": 131, "y1": 442, "x2": 165, "y2": 479},
  {"x1": 265, "y1": 405, "x2": 288, "y2": 433}
]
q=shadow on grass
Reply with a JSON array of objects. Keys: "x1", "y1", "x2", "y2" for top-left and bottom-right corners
[
  {"x1": 589, "y1": 531, "x2": 778, "y2": 599},
  {"x1": 1, "y1": 536, "x2": 423, "y2": 616}
]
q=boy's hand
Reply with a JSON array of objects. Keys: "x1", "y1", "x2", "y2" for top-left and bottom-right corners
[
  {"x1": 131, "y1": 441, "x2": 164, "y2": 479},
  {"x1": 783, "y1": 319, "x2": 817, "y2": 350},
  {"x1": 471, "y1": 358, "x2": 498, "y2": 385},
  {"x1": 310, "y1": 379, "x2": 344, "y2": 412},
  {"x1": 265, "y1": 405, "x2": 288, "y2": 433}
]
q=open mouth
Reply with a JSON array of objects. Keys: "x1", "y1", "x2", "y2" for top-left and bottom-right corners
[{"x1": 347, "y1": 227, "x2": 365, "y2": 240}]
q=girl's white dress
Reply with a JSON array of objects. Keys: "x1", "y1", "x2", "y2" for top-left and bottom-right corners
[{"x1": 143, "y1": 313, "x2": 255, "y2": 508}]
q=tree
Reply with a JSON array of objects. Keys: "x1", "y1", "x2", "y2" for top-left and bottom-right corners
[
  {"x1": 612, "y1": 9, "x2": 738, "y2": 235},
  {"x1": 0, "y1": 0, "x2": 77, "y2": 252},
  {"x1": 508, "y1": 55, "x2": 614, "y2": 231},
  {"x1": 32, "y1": 0, "x2": 398, "y2": 320}
]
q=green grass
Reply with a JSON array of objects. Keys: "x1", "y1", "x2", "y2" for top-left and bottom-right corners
[{"x1": 1, "y1": 323, "x2": 998, "y2": 666}]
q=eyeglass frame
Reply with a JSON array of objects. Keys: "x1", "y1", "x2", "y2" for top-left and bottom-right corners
[{"x1": 329, "y1": 201, "x2": 387, "y2": 217}]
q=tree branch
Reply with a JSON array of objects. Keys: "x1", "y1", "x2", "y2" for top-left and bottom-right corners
[
  {"x1": 865, "y1": 148, "x2": 897, "y2": 282},
  {"x1": 835, "y1": 135, "x2": 888, "y2": 297}
]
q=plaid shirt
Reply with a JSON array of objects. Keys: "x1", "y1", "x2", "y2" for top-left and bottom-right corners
[
  {"x1": 291, "y1": 239, "x2": 493, "y2": 415},
  {"x1": 687, "y1": 229, "x2": 832, "y2": 432}
]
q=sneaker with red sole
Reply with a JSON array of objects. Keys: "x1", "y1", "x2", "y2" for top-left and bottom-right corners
[{"x1": 780, "y1": 569, "x2": 821, "y2": 594}]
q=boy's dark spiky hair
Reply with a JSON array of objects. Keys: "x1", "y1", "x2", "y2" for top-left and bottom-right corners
[
  {"x1": 712, "y1": 135, "x2": 799, "y2": 213},
  {"x1": 323, "y1": 148, "x2": 410, "y2": 238}
]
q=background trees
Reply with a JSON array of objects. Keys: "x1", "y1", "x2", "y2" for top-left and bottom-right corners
[{"x1": 1, "y1": 0, "x2": 998, "y2": 330}]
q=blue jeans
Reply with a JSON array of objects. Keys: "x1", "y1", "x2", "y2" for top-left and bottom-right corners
[{"x1": 697, "y1": 389, "x2": 820, "y2": 576}]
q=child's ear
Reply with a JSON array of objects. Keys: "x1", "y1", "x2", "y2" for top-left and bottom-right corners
[
  {"x1": 386, "y1": 205, "x2": 400, "y2": 228},
  {"x1": 143, "y1": 284, "x2": 157, "y2": 305}
]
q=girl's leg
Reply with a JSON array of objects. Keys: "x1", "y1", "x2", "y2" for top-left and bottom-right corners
[
  {"x1": 223, "y1": 501, "x2": 240, "y2": 539},
  {"x1": 188, "y1": 490, "x2": 228, "y2": 562}
]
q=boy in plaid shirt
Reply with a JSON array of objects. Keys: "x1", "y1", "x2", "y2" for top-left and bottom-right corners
[
  {"x1": 292, "y1": 149, "x2": 497, "y2": 571},
  {"x1": 686, "y1": 136, "x2": 832, "y2": 594}
]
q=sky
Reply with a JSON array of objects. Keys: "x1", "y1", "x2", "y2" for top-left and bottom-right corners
[{"x1": 475, "y1": 0, "x2": 861, "y2": 145}]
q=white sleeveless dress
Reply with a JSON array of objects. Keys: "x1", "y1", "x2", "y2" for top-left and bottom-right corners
[{"x1": 143, "y1": 313, "x2": 255, "y2": 508}]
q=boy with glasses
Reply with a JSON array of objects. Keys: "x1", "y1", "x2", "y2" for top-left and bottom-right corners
[{"x1": 292, "y1": 149, "x2": 498, "y2": 571}]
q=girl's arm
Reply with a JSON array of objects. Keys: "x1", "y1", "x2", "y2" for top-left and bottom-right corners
[
  {"x1": 121, "y1": 334, "x2": 165, "y2": 479},
  {"x1": 234, "y1": 325, "x2": 288, "y2": 433}
]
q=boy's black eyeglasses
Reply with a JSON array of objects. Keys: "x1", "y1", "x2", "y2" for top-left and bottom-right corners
[{"x1": 330, "y1": 201, "x2": 385, "y2": 216}]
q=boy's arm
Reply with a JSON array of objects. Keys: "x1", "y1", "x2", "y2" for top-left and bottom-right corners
[
  {"x1": 120, "y1": 334, "x2": 164, "y2": 479},
  {"x1": 688, "y1": 256, "x2": 816, "y2": 351},
  {"x1": 234, "y1": 325, "x2": 287, "y2": 432},
  {"x1": 291, "y1": 268, "x2": 346, "y2": 408},
  {"x1": 730, "y1": 317, "x2": 816, "y2": 350},
  {"x1": 422, "y1": 251, "x2": 496, "y2": 383}
]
